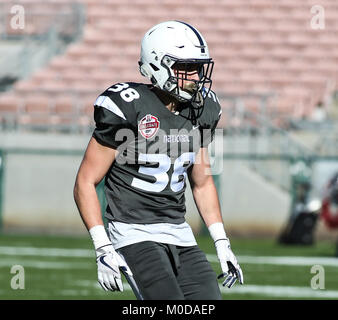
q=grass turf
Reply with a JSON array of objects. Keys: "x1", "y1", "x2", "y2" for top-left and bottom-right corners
[{"x1": 0, "y1": 233, "x2": 337, "y2": 300}]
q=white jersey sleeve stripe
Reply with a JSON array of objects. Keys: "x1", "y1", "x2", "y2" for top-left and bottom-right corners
[{"x1": 95, "y1": 95, "x2": 127, "y2": 120}]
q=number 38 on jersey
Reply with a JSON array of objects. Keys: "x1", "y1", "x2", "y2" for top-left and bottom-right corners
[{"x1": 131, "y1": 152, "x2": 195, "y2": 193}]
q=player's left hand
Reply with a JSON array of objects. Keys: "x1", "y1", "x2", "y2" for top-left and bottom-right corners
[{"x1": 215, "y1": 238, "x2": 244, "y2": 288}]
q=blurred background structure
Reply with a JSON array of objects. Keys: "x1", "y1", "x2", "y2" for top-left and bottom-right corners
[{"x1": 0, "y1": 0, "x2": 338, "y2": 243}]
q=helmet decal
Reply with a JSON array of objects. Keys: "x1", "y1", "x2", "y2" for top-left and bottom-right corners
[{"x1": 175, "y1": 20, "x2": 205, "y2": 53}]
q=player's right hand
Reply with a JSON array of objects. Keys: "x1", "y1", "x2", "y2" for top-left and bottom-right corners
[{"x1": 95, "y1": 244, "x2": 124, "y2": 292}]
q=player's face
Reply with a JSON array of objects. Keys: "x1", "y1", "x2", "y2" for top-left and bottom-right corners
[{"x1": 172, "y1": 63, "x2": 201, "y2": 94}]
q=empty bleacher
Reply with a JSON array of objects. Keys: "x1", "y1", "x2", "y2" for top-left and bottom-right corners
[{"x1": 0, "y1": 0, "x2": 338, "y2": 132}]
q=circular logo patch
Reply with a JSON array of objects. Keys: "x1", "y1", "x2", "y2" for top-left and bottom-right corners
[{"x1": 138, "y1": 114, "x2": 160, "y2": 139}]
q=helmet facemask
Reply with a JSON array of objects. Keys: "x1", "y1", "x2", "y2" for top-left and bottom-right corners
[{"x1": 161, "y1": 55, "x2": 214, "y2": 108}]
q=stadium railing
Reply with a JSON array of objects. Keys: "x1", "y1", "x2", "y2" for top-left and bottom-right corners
[{"x1": 218, "y1": 93, "x2": 337, "y2": 193}]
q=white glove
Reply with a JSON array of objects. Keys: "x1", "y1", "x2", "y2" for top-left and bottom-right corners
[
  {"x1": 95, "y1": 244, "x2": 127, "y2": 292},
  {"x1": 208, "y1": 222, "x2": 244, "y2": 288},
  {"x1": 89, "y1": 225, "x2": 132, "y2": 292},
  {"x1": 215, "y1": 238, "x2": 244, "y2": 288}
]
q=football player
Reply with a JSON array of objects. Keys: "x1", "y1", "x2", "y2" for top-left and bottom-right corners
[{"x1": 74, "y1": 20, "x2": 243, "y2": 300}]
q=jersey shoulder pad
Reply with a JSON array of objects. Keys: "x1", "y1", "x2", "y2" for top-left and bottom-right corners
[
  {"x1": 200, "y1": 89, "x2": 222, "y2": 127},
  {"x1": 94, "y1": 82, "x2": 143, "y2": 124},
  {"x1": 205, "y1": 89, "x2": 221, "y2": 113},
  {"x1": 92, "y1": 82, "x2": 143, "y2": 148}
]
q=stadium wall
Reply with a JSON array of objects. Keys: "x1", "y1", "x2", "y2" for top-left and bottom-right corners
[
  {"x1": 0, "y1": 132, "x2": 293, "y2": 237},
  {"x1": 0, "y1": 132, "x2": 88, "y2": 234}
]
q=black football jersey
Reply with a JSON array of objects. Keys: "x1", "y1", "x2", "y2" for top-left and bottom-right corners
[{"x1": 92, "y1": 82, "x2": 221, "y2": 224}]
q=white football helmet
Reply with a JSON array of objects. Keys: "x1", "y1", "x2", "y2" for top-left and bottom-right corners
[{"x1": 139, "y1": 20, "x2": 214, "y2": 105}]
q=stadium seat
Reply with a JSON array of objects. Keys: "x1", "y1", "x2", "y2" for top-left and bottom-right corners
[
  {"x1": 1, "y1": 0, "x2": 338, "y2": 130},
  {"x1": 24, "y1": 95, "x2": 51, "y2": 113},
  {"x1": 0, "y1": 94, "x2": 22, "y2": 113}
]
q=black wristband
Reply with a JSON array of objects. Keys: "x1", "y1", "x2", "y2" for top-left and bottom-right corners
[{"x1": 214, "y1": 238, "x2": 228, "y2": 244}]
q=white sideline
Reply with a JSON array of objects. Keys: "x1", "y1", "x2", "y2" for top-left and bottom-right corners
[
  {"x1": 206, "y1": 254, "x2": 338, "y2": 267},
  {"x1": 1, "y1": 245, "x2": 338, "y2": 299},
  {"x1": 2, "y1": 282, "x2": 337, "y2": 299},
  {"x1": 70, "y1": 280, "x2": 338, "y2": 299},
  {"x1": 0, "y1": 246, "x2": 94, "y2": 257},
  {"x1": 1, "y1": 245, "x2": 338, "y2": 266},
  {"x1": 219, "y1": 284, "x2": 338, "y2": 299},
  {"x1": 0, "y1": 258, "x2": 91, "y2": 269}
]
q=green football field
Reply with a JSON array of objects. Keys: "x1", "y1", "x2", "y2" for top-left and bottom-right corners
[{"x1": 0, "y1": 233, "x2": 337, "y2": 300}]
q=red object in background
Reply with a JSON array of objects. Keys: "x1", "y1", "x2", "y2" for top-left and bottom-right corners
[
  {"x1": 321, "y1": 173, "x2": 338, "y2": 229},
  {"x1": 321, "y1": 198, "x2": 338, "y2": 229}
]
